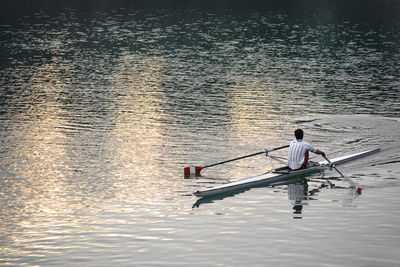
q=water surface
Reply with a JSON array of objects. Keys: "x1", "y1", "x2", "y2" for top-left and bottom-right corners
[{"x1": 1, "y1": 1, "x2": 400, "y2": 266}]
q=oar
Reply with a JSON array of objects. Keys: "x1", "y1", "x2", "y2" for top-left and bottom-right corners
[
  {"x1": 184, "y1": 145, "x2": 289, "y2": 176},
  {"x1": 323, "y1": 155, "x2": 362, "y2": 194}
]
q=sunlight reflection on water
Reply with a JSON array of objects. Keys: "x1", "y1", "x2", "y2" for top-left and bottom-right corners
[{"x1": 1, "y1": 4, "x2": 400, "y2": 266}]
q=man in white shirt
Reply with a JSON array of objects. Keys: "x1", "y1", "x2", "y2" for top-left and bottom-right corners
[{"x1": 287, "y1": 129, "x2": 326, "y2": 170}]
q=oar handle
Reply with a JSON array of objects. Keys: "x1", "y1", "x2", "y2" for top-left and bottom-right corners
[
  {"x1": 322, "y1": 155, "x2": 332, "y2": 166},
  {"x1": 323, "y1": 155, "x2": 345, "y2": 178}
]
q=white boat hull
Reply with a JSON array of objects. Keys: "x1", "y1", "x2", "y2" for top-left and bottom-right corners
[{"x1": 193, "y1": 148, "x2": 380, "y2": 198}]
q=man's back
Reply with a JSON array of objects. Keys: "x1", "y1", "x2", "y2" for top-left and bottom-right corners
[{"x1": 287, "y1": 139, "x2": 316, "y2": 170}]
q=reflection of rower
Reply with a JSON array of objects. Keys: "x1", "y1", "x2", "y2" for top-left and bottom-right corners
[{"x1": 288, "y1": 180, "x2": 308, "y2": 219}]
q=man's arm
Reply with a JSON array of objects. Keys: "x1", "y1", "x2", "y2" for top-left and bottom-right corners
[{"x1": 315, "y1": 149, "x2": 326, "y2": 157}]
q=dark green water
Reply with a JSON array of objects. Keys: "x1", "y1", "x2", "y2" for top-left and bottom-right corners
[{"x1": 1, "y1": 1, "x2": 400, "y2": 266}]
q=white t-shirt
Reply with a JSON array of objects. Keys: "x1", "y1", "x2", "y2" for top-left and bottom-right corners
[{"x1": 287, "y1": 139, "x2": 317, "y2": 170}]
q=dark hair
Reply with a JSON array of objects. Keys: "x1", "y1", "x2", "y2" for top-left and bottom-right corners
[{"x1": 295, "y1": 129, "x2": 304, "y2": 140}]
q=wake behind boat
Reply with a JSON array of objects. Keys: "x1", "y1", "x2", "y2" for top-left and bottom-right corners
[{"x1": 193, "y1": 148, "x2": 380, "y2": 198}]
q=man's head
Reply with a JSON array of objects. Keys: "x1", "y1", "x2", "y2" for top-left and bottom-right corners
[{"x1": 295, "y1": 129, "x2": 304, "y2": 140}]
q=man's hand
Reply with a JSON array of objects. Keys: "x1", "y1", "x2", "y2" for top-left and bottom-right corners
[{"x1": 316, "y1": 150, "x2": 326, "y2": 157}]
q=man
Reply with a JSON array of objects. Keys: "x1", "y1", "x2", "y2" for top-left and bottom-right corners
[{"x1": 287, "y1": 129, "x2": 325, "y2": 170}]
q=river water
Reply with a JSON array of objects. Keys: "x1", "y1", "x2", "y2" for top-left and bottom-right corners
[{"x1": 1, "y1": 1, "x2": 400, "y2": 266}]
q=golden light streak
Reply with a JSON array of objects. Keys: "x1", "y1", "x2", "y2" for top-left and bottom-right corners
[{"x1": 107, "y1": 52, "x2": 173, "y2": 203}]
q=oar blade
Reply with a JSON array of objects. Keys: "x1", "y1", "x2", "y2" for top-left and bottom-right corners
[{"x1": 184, "y1": 166, "x2": 204, "y2": 176}]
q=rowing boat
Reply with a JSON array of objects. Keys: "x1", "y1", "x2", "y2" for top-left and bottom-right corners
[{"x1": 193, "y1": 148, "x2": 380, "y2": 198}]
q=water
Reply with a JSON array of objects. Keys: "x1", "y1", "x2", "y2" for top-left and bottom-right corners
[{"x1": 1, "y1": 1, "x2": 400, "y2": 266}]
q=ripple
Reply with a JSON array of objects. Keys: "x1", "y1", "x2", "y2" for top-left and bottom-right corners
[{"x1": 1, "y1": 5, "x2": 400, "y2": 267}]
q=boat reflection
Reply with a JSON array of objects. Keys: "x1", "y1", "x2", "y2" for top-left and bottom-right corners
[
  {"x1": 192, "y1": 187, "x2": 252, "y2": 208},
  {"x1": 192, "y1": 177, "x2": 340, "y2": 218},
  {"x1": 192, "y1": 177, "x2": 329, "y2": 208}
]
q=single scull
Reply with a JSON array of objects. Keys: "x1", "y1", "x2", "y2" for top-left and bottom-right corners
[{"x1": 193, "y1": 148, "x2": 380, "y2": 198}]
